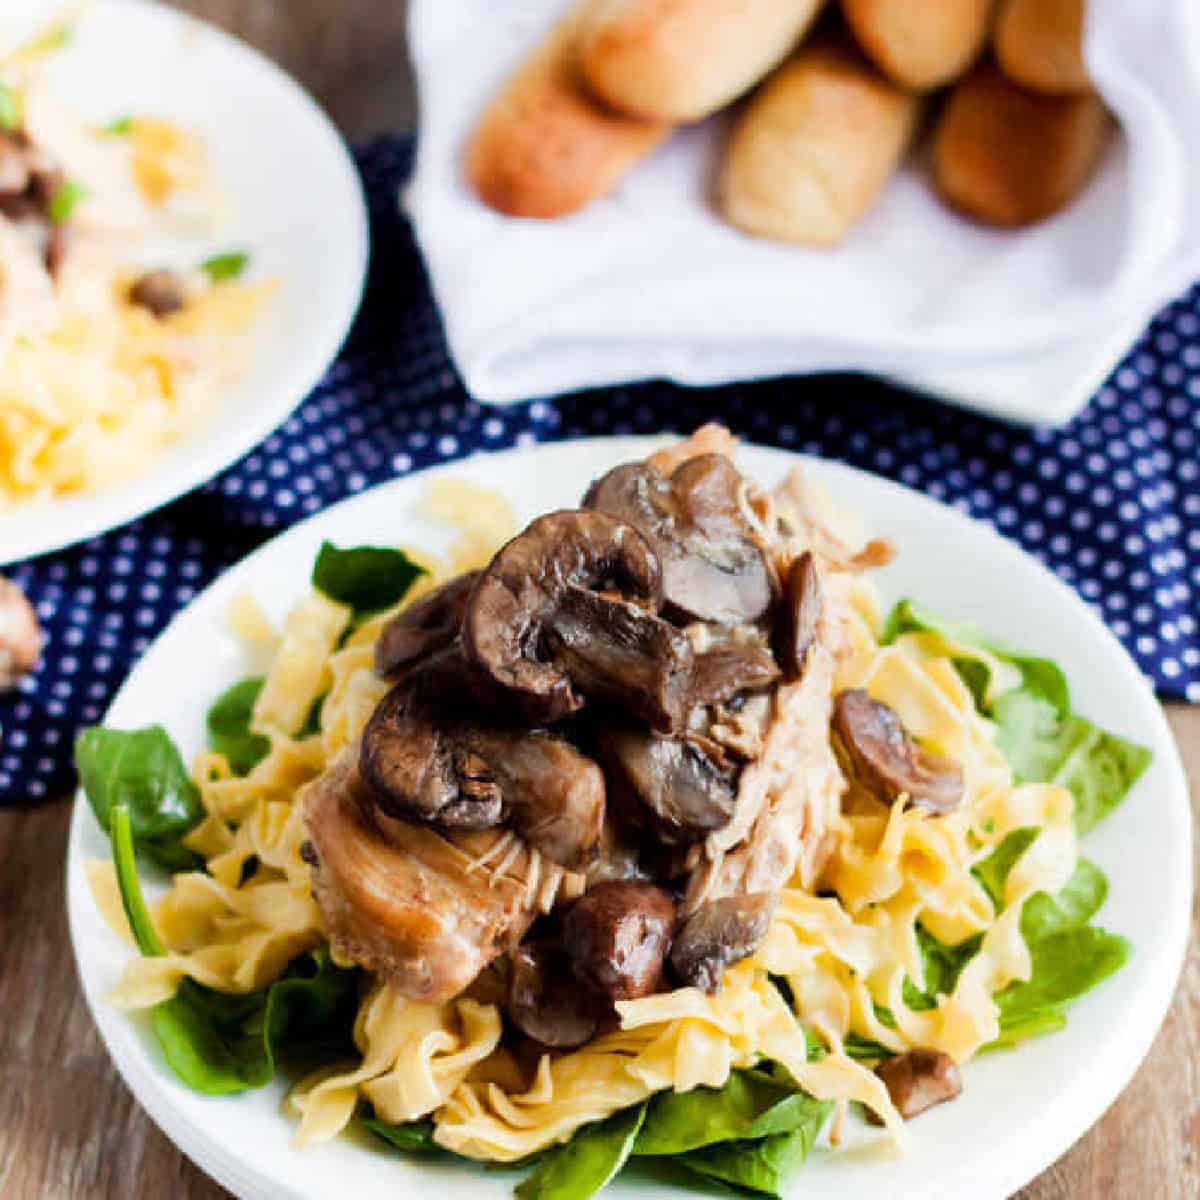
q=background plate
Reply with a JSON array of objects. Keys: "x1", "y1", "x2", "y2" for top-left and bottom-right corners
[
  {"x1": 0, "y1": 0, "x2": 368, "y2": 565},
  {"x1": 67, "y1": 438, "x2": 1192, "y2": 1200}
]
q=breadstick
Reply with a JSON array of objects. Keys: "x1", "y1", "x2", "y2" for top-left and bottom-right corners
[
  {"x1": 841, "y1": 0, "x2": 994, "y2": 90},
  {"x1": 466, "y1": 10, "x2": 671, "y2": 219},
  {"x1": 720, "y1": 38, "x2": 921, "y2": 246},
  {"x1": 577, "y1": 0, "x2": 826, "y2": 122},
  {"x1": 932, "y1": 59, "x2": 1110, "y2": 226},
  {"x1": 994, "y1": 0, "x2": 1090, "y2": 94}
]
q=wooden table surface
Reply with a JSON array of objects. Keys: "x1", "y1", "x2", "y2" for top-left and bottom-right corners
[{"x1": 1, "y1": 3, "x2": 1197, "y2": 1197}]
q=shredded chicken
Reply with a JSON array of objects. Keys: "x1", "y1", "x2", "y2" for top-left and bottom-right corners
[{"x1": 304, "y1": 750, "x2": 583, "y2": 1003}]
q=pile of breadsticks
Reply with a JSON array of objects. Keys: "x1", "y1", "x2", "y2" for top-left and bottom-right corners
[{"x1": 467, "y1": 0, "x2": 1112, "y2": 245}]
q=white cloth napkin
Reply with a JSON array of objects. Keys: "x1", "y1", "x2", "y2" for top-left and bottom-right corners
[{"x1": 405, "y1": 0, "x2": 1200, "y2": 425}]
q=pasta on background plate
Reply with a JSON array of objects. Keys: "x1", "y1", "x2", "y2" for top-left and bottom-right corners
[
  {"x1": 81, "y1": 429, "x2": 1148, "y2": 1199},
  {"x1": 0, "y1": 13, "x2": 272, "y2": 507}
]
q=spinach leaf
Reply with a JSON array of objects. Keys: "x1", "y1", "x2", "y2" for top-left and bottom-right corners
[
  {"x1": 516, "y1": 1104, "x2": 646, "y2": 1200},
  {"x1": 206, "y1": 677, "x2": 271, "y2": 775},
  {"x1": 0, "y1": 83, "x2": 21, "y2": 130},
  {"x1": 895, "y1": 925, "x2": 981, "y2": 1016},
  {"x1": 47, "y1": 177, "x2": 87, "y2": 225},
  {"x1": 992, "y1": 692, "x2": 1152, "y2": 834},
  {"x1": 76, "y1": 725, "x2": 204, "y2": 871},
  {"x1": 973, "y1": 827, "x2": 1040, "y2": 909},
  {"x1": 676, "y1": 1100, "x2": 831, "y2": 1199},
  {"x1": 360, "y1": 1115, "x2": 439, "y2": 1153},
  {"x1": 635, "y1": 1069, "x2": 822, "y2": 1155},
  {"x1": 881, "y1": 599, "x2": 1070, "y2": 715},
  {"x1": 983, "y1": 1009, "x2": 1068, "y2": 1051},
  {"x1": 981, "y1": 858, "x2": 1121, "y2": 1047},
  {"x1": 843, "y1": 1033, "x2": 894, "y2": 1061},
  {"x1": 995, "y1": 926, "x2": 1129, "y2": 1031},
  {"x1": 311, "y1": 541, "x2": 425, "y2": 619},
  {"x1": 1021, "y1": 859, "x2": 1108, "y2": 938},
  {"x1": 200, "y1": 251, "x2": 250, "y2": 281},
  {"x1": 108, "y1": 810, "x2": 358, "y2": 1094},
  {"x1": 880, "y1": 598, "x2": 1151, "y2": 834},
  {"x1": 155, "y1": 948, "x2": 358, "y2": 1095}
]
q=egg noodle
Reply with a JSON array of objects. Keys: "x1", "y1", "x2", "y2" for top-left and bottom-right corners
[
  {"x1": 88, "y1": 472, "x2": 1079, "y2": 1160},
  {"x1": 0, "y1": 22, "x2": 273, "y2": 506}
]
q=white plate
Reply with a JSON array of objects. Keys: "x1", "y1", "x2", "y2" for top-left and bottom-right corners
[
  {"x1": 0, "y1": 0, "x2": 368, "y2": 566},
  {"x1": 67, "y1": 438, "x2": 1192, "y2": 1200}
]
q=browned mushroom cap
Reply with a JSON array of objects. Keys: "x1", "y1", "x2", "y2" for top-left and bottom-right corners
[
  {"x1": 689, "y1": 634, "x2": 781, "y2": 707},
  {"x1": 597, "y1": 728, "x2": 737, "y2": 844},
  {"x1": 669, "y1": 893, "x2": 775, "y2": 993},
  {"x1": 584, "y1": 454, "x2": 773, "y2": 625},
  {"x1": 375, "y1": 571, "x2": 480, "y2": 677},
  {"x1": 507, "y1": 943, "x2": 599, "y2": 1049},
  {"x1": 832, "y1": 689, "x2": 964, "y2": 814},
  {"x1": 128, "y1": 269, "x2": 187, "y2": 318},
  {"x1": 463, "y1": 509, "x2": 692, "y2": 730},
  {"x1": 873, "y1": 1049, "x2": 962, "y2": 1120},
  {"x1": 562, "y1": 881, "x2": 676, "y2": 1002},
  {"x1": 360, "y1": 649, "x2": 605, "y2": 869},
  {"x1": 774, "y1": 551, "x2": 823, "y2": 681},
  {"x1": 546, "y1": 583, "x2": 693, "y2": 732}
]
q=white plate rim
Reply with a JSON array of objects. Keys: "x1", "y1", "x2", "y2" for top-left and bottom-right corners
[
  {"x1": 0, "y1": 0, "x2": 369, "y2": 567},
  {"x1": 65, "y1": 436, "x2": 1193, "y2": 1200}
]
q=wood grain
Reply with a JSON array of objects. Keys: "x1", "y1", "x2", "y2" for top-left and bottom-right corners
[{"x1": 0, "y1": 3, "x2": 1196, "y2": 1198}]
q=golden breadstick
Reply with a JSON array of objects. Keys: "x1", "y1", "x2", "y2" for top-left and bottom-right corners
[
  {"x1": 720, "y1": 38, "x2": 921, "y2": 246},
  {"x1": 466, "y1": 9, "x2": 671, "y2": 219},
  {"x1": 932, "y1": 60, "x2": 1110, "y2": 226},
  {"x1": 842, "y1": 0, "x2": 995, "y2": 90},
  {"x1": 995, "y1": 0, "x2": 1090, "y2": 94},
  {"x1": 577, "y1": 0, "x2": 826, "y2": 122}
]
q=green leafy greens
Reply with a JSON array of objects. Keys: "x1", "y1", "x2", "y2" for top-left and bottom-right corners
[
  {"x1": 104, "y1": 114, "x2": 134, "y2": 135},
  {"x1": 869, "y1": 602, "x2": 1149, "y2": 1053},
  {"x1": 109, "y1": 802, "x2": 358, "y2": 1094},
  {"x1": 516, "y1": 1104, "x2": 646, "y2": 1200},
  {"x1": 311, "y1": 541, "x2": 425, "y2": 620},
  {"x1": 0, "y1": 82, "x2": 21, "y2": 130},
  {"x1": 76, "y1": 725, "x2": 205, "y2": 870},
  {"x1": 360, "y1": 1115, "x2": 439, "y2": 1153},
  {"x1": 200, "y1": 250, "x2": 250, "y2": 281},
  {"x1": 881, "y1": 599, "x2": 1151, "y2": 833},
  {"x1": 635, "y1": 1068, "x2": 830, "y2": 1155},
  {"x1": 206, "y1": 677, "x2": 272, "y2": 775},
  {"x1": 47, "y1": 177, "x2": 87, "y2": 225}
]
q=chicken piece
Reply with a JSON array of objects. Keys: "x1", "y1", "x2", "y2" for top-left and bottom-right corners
[
  {"x1": 646, "y1": 422, "x2": 738, "y2": 476},
  {"x1": 304, "y1": 750, "x2": 582, "y2": 1004}
]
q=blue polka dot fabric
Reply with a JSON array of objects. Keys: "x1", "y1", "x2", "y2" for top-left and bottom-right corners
[{"x1": 2, "y1": 135, "x2": 1198, "y2": 806}]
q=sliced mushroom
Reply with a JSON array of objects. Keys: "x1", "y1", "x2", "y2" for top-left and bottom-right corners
[
  {"x1": 598, "y1": 728, "x2": 737, "y2": 844},
  {"x1": 374, "y1": 571, "x2": 480, "y2": 677},
  {"x1": 689, "y1": 634, "x2": 781, "y2": 708},
  {"x1": 360, "y1": 648, "x2": 605, "y2": 869},
  {"x1": 463, "y1": 509, "x2": 692, "y2": 729},
  {"x1": 584, "y1": 454, "x2": 773, "y2": 625},
  {"x1": 874, "y1": 1049, "x2": 962, "y2": 1120},
  {"x1": 562, "y1": 881, "x2": 676, "y2": 1002},
  {"x1": 669, "y1": 893, "x2": 775, "y2": 993},
  {"x1": 507, "y1": 943, "x2": 598, "y2": 1048},
  {"x1": 586, "y1": 820, "x2": 647, "y2": 887},
  {"x1": 0, "y1": 577, "x2": 42, "y2": 690},
  {"x1": 831, "y1": 689, "x2": 964, "y2": 814},
  {"x1": 128, "y1": 269, "x2": 187, "y2": 318},
  {"x1": 775, "y1": 551, "x2": 823, "y2": 681},
  {"x1": 546, "y1": 583, "x2": 693, "y2": 732}
]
